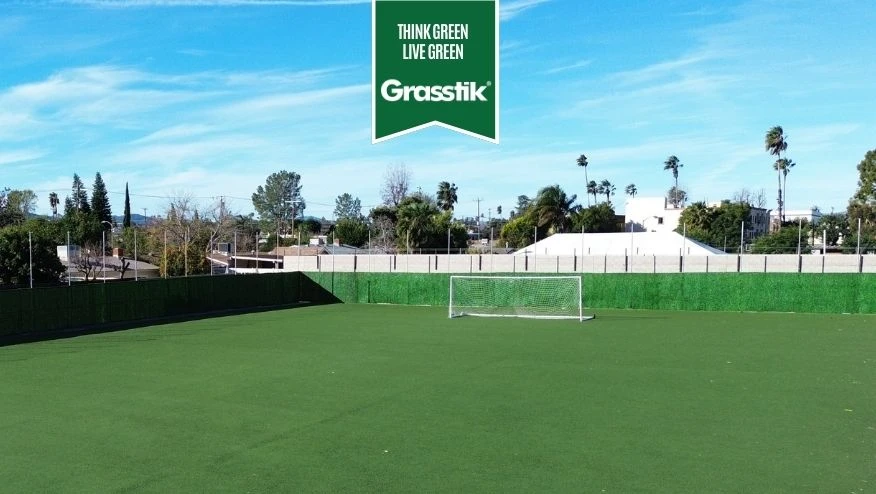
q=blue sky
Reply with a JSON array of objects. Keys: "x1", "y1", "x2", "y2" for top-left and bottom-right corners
[{"x1": 1, "y1": 0, "x2": 874, "y2": 221}]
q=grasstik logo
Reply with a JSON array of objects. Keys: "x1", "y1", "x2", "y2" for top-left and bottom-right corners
[{"x1": 372, "y1": 0, "x2": 499, "y2": 144}]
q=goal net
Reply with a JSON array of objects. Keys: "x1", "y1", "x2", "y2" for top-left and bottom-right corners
[{"x1": 449, "y1": 276, "x2": 592, "y2": 321}]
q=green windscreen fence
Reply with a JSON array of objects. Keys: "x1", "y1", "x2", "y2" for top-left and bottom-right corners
[
  {"x1": 301, "y1": 272, "x2": 876, "y2": 314},
  {"x1": 0, "y1": 272, "x2": 309, "y2": 339},
  {"x1": 3, "y1": 272, "x2": 873, "y2": 340}
]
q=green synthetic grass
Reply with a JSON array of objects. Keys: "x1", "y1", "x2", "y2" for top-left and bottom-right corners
[{"x1": 1, "y1": 305, "x2": 875, "y2": 492}]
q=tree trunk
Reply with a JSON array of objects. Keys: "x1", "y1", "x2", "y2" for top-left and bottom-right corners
[
  {"x1": 782, "y1": 173, "x2": 788, "y2": 222},
  {"x1": 585, "y1": 168, "x2": 590, "y2": 207},
  {"x1": 777, "y1": 171, "x2": 783, "y2": 224}
]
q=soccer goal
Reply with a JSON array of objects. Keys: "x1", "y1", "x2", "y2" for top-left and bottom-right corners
[{"x1": 448, "y1": 275, "x2": 594, "y2": 321}]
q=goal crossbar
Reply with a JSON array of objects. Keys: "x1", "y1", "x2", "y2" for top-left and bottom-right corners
[{"x1": 448, "y1": 275, "x2": 594, "y2": 322}]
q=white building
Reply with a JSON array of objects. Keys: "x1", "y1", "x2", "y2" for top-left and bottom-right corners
[
  {"x1": 513, "y1": 232, "x2": 726, "y2": 257},
  {"x1": 624, "y1": 197, "x2": 684, "y2": 233},
  {"x1": 770, "y1": 207, "x2": 822, "y2": 226},
  {"x1": 56, "y1": 245, "x2": 81, "y2": 262}
]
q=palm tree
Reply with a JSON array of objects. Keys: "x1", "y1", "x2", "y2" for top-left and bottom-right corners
[
  {"x1": 534, "y1": 185, "x2": 577, "y2": 233},
  {"x1": 600, "y1": 179, "x2": 616, "y2": 204},
  {"x1": 765, "y1": 126, "x2": 788, "y2": 222},
  {"x1": 436, "y1": 181, "x2": 458, "y2": 212},
  {"x1": 663, "y1": 155, "x2": 683, "y2": 208},
  {"x1": 625, "y1": 184, "x2": 637, "y2": 198},
  {"x1": 397, "y1": 201, "x2": 435, "y2": 252},
  {"x1": 49, "y1": 192, "x2": 60, "y2": 219},
  {"x1": 586, "y1": 180, "x2": 599, "y2": 205},
  {"x1": 576, "y1": 154, "x2": 590, "y2": 206},
  {"x1": 683, "y1": 201, "x2": 713, "y2": 231}
]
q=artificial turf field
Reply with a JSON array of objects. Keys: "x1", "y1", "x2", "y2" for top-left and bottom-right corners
[{"x1": 1, "y1": 304, "x2": 874, "y2": 493}]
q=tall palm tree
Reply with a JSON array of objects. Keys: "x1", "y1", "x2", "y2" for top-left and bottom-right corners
[
  {"x1": 436, "y1": 181, "x2": 458, "y2": 212},
  {"x1": 576, "y1": 154, "x2": 590, "y2": 206},
  {"x1": 765, "y1": 126, "x2": 788, "y2": 221},
  {"x1": 663, "y1": 155, "x2": 683, "y2": 208},
  {"x1": 600, "y1": 179, "x2": 616, "y2": 204},
  {"x1": 586, "y1": 180, "x2": 599, "y2": 205},
  {"x1": 625, "y1": 183, "x2": 637, "y2": 198},
  {"x1": 534, "y1": 184, "x2": 577, "y2": 233},
  {"x1": 48, "y1": 192, "x2": 59, "y2": 219}
]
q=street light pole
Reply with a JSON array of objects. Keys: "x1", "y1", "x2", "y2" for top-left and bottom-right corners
[
  {"x1": 102, "y1": 230, "x2": 106, "y2": 283},
  {"x1": 101, "y1": 220, "x2": 113, "y2": 281}
]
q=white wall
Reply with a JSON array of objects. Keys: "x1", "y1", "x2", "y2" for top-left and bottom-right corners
[{"x1": 277, "y1": 253, "x2": 876, "y2": 274}]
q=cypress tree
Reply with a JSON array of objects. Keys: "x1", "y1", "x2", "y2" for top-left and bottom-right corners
[{"x1": 123, "y1": 183, "x2": 132, "y2": 228}]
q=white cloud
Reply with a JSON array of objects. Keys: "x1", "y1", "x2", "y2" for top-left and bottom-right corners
[
  {"x1": 500, "y1": 0, "x2": 550, "y2": 21},
  {"x1": 130, "y1": 124, "x2": 216, "y2": 144},
  {"x1": 543, "y1": 59, "x2": 592, "y2": 75},
  {"x1": 0, "y1": 149, "x2": 45, "y2": 166}
]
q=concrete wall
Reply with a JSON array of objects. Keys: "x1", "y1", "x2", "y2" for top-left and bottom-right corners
[{"x1": 286, "y1": 253, "x2": 876, "y2": 274}]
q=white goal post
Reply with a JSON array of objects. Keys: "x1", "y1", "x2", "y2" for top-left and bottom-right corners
[{"x1": 448, "y1": 275, "x2": 594, "y2": 321}]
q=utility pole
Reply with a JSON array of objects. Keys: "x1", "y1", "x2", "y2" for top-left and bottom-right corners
[
  {"x1": 142, "y1": 208, "x2": 148, "y2": 226},
  {"x1": 475, "y1": 198, "x2": 483, "y2": 241}
]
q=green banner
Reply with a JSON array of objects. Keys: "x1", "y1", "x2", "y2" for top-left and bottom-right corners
[{"x1": 372, "y1": 0, "x2": 499, "y2": 143}]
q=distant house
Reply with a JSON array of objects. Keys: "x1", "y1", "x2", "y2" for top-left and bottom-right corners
[
  {"x1": 624, "y1": 197, "x2": 684, "y2": 233},
  {"x1": 770, "y1": 207, "x2": 822, "y2": 227}
]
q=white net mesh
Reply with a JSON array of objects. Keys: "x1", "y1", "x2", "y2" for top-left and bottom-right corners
[{"x1": 449, "y1": 276, "x2": 584, "y2": 320}]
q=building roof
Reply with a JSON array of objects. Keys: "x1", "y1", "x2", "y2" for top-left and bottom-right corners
[{"x1": 513, "y1": 231, "x2": 726, "y2": 256}]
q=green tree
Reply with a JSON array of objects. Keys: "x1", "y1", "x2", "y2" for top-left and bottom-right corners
[
  {"x1": 1, "y1": 188, "x2": 25, "y2": 227},
  {"x1": 334, "y1": 193, "x2": 362, "y2": 220},
  {"x1": 436, "y1": 181, "x2": 458, "y2": 212},
  {"x1": 6, "y1": 189, "x2": 38, "y2": 219},
  {"x1": 667, "y1": 186, "x2": 688, "y2": 208},
  {"x1": 533, "y1": 184, "x2": 577, "y2": 234},
  {"x1": 426, "y1": 211, "x2": 468, "y2": 250},
  {"x1": 91, "y1": 172, "x2": 112, "y2": 225},
  {"x1": 819, "y1": 213, "x2": 850, "y2": 247},
  {"x1": 576, "y1": 154, "x2": 590, "y2": 206},
  {"x1": 499, "y1": 214, "x2": 538, "y2": 249},
  {"x1": 123, "y1": 183, "x2": 132, "y2": 228},
  {"x1": 751, "y1": 226, "x2": 808, "y2": 254},
  {"x1": 765, "y1": 126, "x2": 788, "y2": 221},
  {"x1": 516, "y1": 195, "x2": 532, "y2": 214},
  {"x1": 251, "y1": 170, "x2": 305, "y2": 230},
  {"x1": 625, "y1": 183, "x2": 637, "y2": 198},
  {"x1": 572, "y1": 203, "x2": 618, "y2": 233},
  {"x1": 0, "y1": 224, "x2": 66, "y2": 286},
  {"x1": 849, "y1": 149, "x2": 876, "y2": 225},
  {"x1": 334, "y1": 217, "x2": 369, "y2": 247},
  {"x1": 663, "y1": 155, "x2": 683, "y2": 207},
  {"x1": 396, "y1": 198, "x2": 439, "y2": 251},
  {"x1": 71, "y1": 173, "x2": 90, "y2": 214},
  {"x1": 677, "y1": 201, "x2": 751, "y2": 251},
  {"x1": 160, "y1": 243, "x2": 209, "y2": 278}
]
